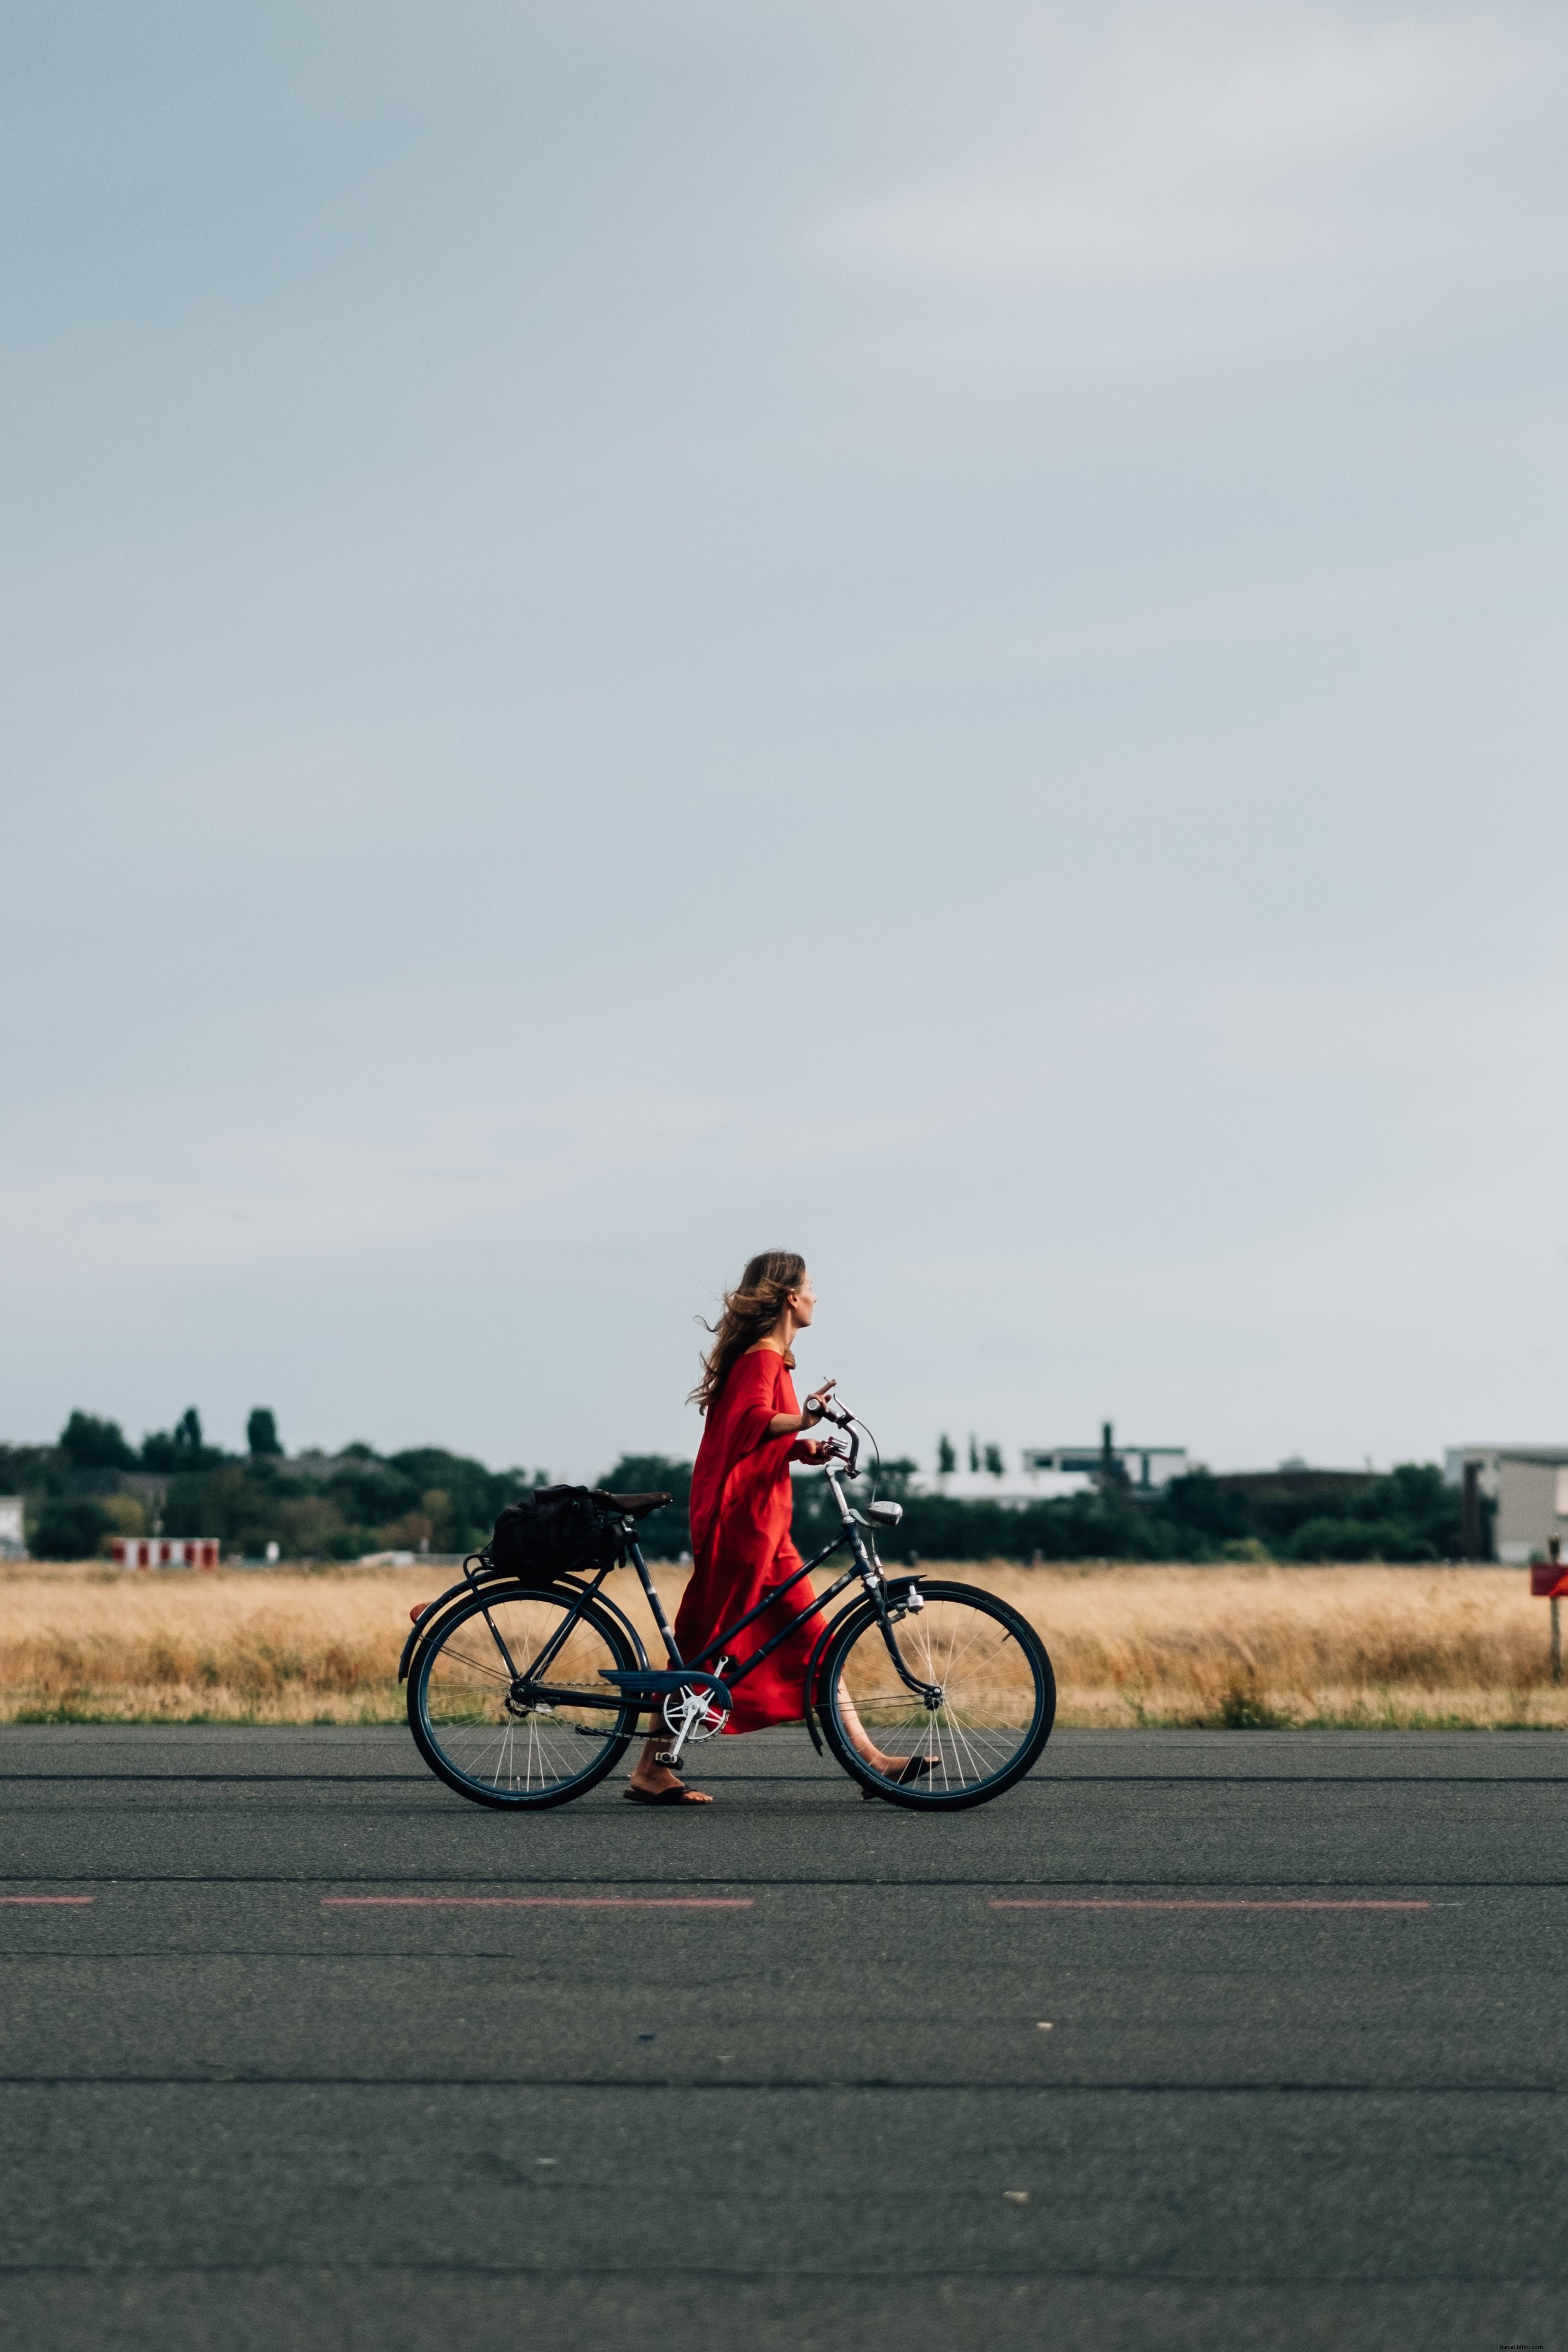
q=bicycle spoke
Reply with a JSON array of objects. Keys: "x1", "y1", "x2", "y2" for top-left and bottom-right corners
[{"x1": 430, "y1": 1640, "x2": 512, "y2": 1686}]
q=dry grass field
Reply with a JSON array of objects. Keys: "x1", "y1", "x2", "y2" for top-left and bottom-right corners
[{"x1": 0, "y1": 1559, "x2": 1561, "y2": 1728}]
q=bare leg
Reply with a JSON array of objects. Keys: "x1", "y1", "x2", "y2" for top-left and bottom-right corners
[{"x1": 836, "y1": 1684, "x2": 926, "y2": 1776}]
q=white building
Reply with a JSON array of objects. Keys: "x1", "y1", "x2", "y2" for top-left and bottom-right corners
[
  {"x1": 1023, "y1": 1442, "x2": 1189, "y2": 1492},
  {"x1": 0, "y1": 1498, "x2": 24, "y2": 1557},
  {"x1": 1445, "y1": 1446, "x2": 1568, "y2": 1564},
  {"x1": 909, "y1": 1465, "x2": 1096, "y2": 1509}
]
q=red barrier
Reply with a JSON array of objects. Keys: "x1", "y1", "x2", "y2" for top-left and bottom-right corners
[{"x1": 110, "y1": 1538, "x2": 220, "y2": 1572}]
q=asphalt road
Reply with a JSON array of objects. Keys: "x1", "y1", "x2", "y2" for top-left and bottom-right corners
[{"x1": 0, "y1": 1724, "x2": 1564, "y2": 2352}]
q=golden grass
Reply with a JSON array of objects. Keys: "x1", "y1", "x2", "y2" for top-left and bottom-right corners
[
  {"x1": 970, "y1": 1563, "x2": 1568, "y2": 1729},
  {"x1": 1, "y1": 1560, "x2": 1561, "y2": 1728}
]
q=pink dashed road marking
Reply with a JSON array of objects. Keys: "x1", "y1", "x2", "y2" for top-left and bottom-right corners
[
  {"x1": 0, "y1": 1896, "x2": 93, "y2": 1905},
  {"x1": 322, "y1": 1896, "x2": 752, "y2": 1909},
  {"x1": 991, "y1": 1898, "x2": 1429, "y2": 1911}
]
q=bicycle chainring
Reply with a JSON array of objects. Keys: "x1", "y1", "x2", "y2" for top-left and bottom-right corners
[{"x1": 661, "y1": 1686, "x2": 730, "y2": 1742}]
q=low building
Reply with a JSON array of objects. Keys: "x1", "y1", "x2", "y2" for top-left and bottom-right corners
[
  {"x1": 910, "y1": 1466, "x2": 1096, "y2": 1509},
  {"x1": 1023, "y1": 1439, "x2": 1189, "y2": 1491},
  {"x1": 0, "y1": 1497, "x2": 24, "y2": 1558},
  {"x1": 1445, "y1": 1447, "x2": 1568, "y2": 1564}
]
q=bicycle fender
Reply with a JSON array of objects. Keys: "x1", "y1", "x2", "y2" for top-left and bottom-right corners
[{"x1": 397, "y1": 1574, "x2": 648, "y2": 1683}]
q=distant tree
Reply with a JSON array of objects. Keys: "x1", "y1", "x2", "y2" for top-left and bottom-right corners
[
  {"x1": 936, "y1": 1434, "x2": 957, "y2": 1477},
  {"x1": 595, "y1": 1454, "x2": 694, "y2": 1556},
  {"x1": 388, "y1": 1447, "x2": 537, "y2": 1549},
  {"x1": 325, "y1": 1454, "x2": 422, "y2": 1529},
  {"x1": 246, "y1": 1408, "x2": 282, "y2": 1458},
  {"x1": 873, "y1": 1457, "x2": 920, "y2": 1501},
  {"x1": 1162, "y1": 1463, "x2": 1461, "y2": 1558},
  {"x1": 0, "y1": 1444, "x2": 65, "y2": 1502},
  {"x1": 983, "y1": 1443, "x2": 1005, "y2": 1478},
  {"x1": 101, "y1": 1493, "x2": 148, "y2": 1538},
  {"x1": 32, "y1": 1499, "x2": 110, "y2": 1559},
  {"x1": 1279, "y1": 1515, "x2": 1438, "y2": 1564},
  {"x1": 160, "y1": 1466, "x2": 252, "y2": 1543},
  {"x1": 58, "y1": 1412, "x2": 137, "y2": 1471},
  {"x1": 968, "y1": 1434, "x2": 980, "y2": 1473},
  {"x1": 140, "y1": 1408, "x2": 223, "y2": 1473}
]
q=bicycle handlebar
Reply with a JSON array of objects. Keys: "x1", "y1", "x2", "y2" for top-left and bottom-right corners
[{"x1": 811, "y1": 1396, "x2": 861, "y2": 1478}]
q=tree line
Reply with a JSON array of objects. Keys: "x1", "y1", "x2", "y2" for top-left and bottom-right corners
[
  {"x1": 612, "y1": 1453, "x2": 1470, "y2": 1564},
  {"x1": 2, "y1": 1410, "x2": 1472, "y2": 1564},
  {"x1": 1, "y1": 1410, "x2": 545, "y2": 1564}
]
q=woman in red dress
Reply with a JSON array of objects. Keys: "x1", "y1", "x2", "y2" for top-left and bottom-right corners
[{"x1": 627, "y1": 1250, "x2": 915, "y2": 1805}]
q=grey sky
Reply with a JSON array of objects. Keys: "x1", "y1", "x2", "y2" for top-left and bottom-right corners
[{"x1": 5, "y1": 0, "x2": 1566, "y2": 1480}]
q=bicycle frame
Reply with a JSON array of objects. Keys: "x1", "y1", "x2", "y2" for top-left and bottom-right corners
[{"x1": 410, "y1": 1460, "x2": 939, "y2": 1734}]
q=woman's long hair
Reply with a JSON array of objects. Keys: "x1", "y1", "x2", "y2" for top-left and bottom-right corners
[{"x1": 690, "y1": 1250, "x2": 806, "y2": 1413}]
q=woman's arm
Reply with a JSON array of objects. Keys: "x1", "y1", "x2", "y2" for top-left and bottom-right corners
[{"x1": 766, "y1": 1378, "x2": 836, "y2": 1439}]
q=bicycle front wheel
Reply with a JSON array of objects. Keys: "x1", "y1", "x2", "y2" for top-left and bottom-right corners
[
  {"x1": 818, "y1": 1581, "x2": 1055, "y2": 1809},
  {"x1": 408, "y1": 1582, "x2": 639, "y2": 1808}
]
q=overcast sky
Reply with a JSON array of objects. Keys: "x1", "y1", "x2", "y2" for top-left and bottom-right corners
[{"x1": 4, "y1": 0, "x2": 1566, "y2": 1480}]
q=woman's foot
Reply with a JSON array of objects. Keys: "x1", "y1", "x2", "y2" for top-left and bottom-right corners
[
  {"x1": 627, "y1": 1749, "x2": 713, "y2": 1805},
  {"x1": 858, "y1": 1752, "x2": 940, "y2": 1799},
  {"x1": 853, "y1": 1738, "x2": 937, "y2": 1780}
]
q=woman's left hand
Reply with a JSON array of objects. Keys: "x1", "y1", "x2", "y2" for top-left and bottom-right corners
[{"x1": 792, "y1": 1438, "x2": 833, "y2": 1464}]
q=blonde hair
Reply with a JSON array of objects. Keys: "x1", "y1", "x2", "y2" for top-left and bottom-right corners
[{"x1": 691, "y1": 1251, "x2": 806, "y2": 1414}]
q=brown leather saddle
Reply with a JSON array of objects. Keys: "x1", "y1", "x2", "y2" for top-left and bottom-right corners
[{"x1": 592, "y1": 1491, "x2": 673, "y2": 1520}]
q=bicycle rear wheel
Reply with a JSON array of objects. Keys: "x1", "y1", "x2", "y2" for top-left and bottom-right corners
[
  {"x1": 818, "y1": 1581, "x2": 1055, "y2": 1809},
  {"x1": 407, "y1": 1582, "x2": 639, "y2": 1808}
]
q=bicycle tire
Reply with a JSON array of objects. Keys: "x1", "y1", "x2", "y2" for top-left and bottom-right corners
[
  {"x1": 817, "y1": 1580, "x2": 1055, "y2": 1810},
  {"x1": 407, "y1": 1581, "x2": 640, "y2": 1809}
]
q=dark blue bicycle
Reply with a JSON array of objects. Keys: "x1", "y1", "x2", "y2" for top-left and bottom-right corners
[{"x1": 401, "y1": 1400, "x2": 1055, "y2": 1811}]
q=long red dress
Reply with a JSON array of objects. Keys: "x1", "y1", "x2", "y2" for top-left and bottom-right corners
[{"x1": 673, "y1": 1346, "x2": 829, "y2": 1734}]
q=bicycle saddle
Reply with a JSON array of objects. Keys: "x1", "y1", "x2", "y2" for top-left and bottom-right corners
[{"x1": 592, "y1": 1490, "x2": 673, "y2": 1519}]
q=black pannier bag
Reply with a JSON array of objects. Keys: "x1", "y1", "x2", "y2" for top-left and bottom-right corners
[{"x1": 485, "y1": 1486, "x2": 619, "y2": 1581}]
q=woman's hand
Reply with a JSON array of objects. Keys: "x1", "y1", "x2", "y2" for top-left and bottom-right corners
[
  {"x1": 792, "y1": 1438, "x2": 834, "y2": 1465},
  {"x1": 766, "y1": 1381, "x2": 839, "y2": 1441}
]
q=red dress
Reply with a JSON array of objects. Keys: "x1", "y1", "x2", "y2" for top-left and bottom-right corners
[{"x1": 673, "y1": 1347, "x2": 829, "y2": 1733}]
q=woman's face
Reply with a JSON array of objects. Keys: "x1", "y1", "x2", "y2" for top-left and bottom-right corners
[{"x1": 788, "y1": 1270, "x2": 816, "y2": 1328}]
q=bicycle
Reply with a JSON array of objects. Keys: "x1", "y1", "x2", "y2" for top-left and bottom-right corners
[{"x1": 400, "y1": 1399, "x2": 1056, "y2": 1811}]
